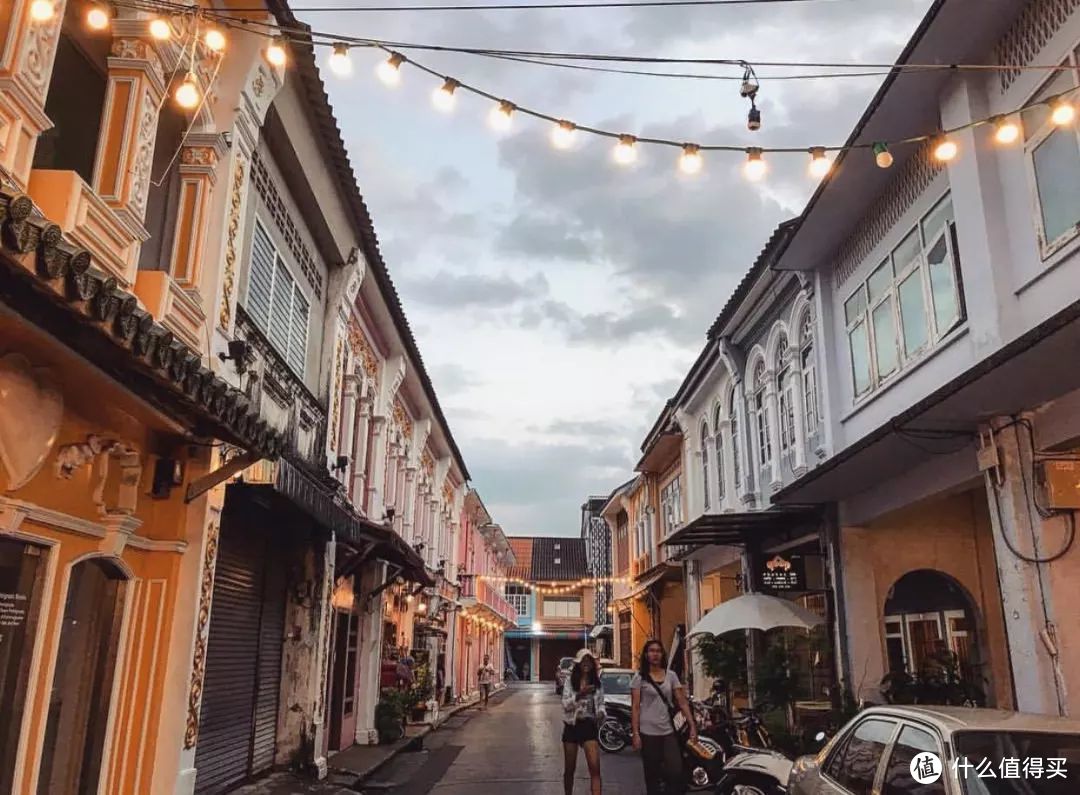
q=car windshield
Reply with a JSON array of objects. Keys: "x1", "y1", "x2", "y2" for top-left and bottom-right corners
[
  {"x1": 955, "y1": 730, "x2": 1080, "y2": 794},
  {"x1": 601, "y1": 672, "x2": 632, "y2": 695}
]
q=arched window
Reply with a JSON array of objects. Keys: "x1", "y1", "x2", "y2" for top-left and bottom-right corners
[
  {"x1": 800, "y1": 313, "x2": 820, "y2": 436},
  {"x1": 776, "y1": 335, "x2": 796, "y2": 453},
  {"x1": 729, "y1": 385, "x2": 741, "y2": 493},
  {"x1": 714, "y1": 404, "x2": 725, "y2": 504},
  {"x1": 753, "y1": 361, "x2": 772, "y2": 472},
  {"x1": 700, "y1": 422, "x2": 710, "y2": 511}
]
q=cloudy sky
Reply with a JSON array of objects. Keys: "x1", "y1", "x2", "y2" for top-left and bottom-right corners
[{"x1": 307, "y1": 0, "x2": 933, "y2": 536}]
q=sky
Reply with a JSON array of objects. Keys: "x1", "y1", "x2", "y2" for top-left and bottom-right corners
[{"x1": 305, "y1": 0, "x2": 935, "y2": 536}]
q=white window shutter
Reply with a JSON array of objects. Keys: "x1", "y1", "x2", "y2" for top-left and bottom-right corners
[
  {"x1": 288, "y1": 286, "x2": 309, "y2": 377},
  {"x1": 247, "y1": 221, "x2": 275, "y2": 332},
  {"x1": 269, "y1": 258, "x2": 294, "y2": 354}
]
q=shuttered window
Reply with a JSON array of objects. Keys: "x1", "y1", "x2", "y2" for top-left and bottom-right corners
[{"x1": 244, "y1": 219, "x2": 310, "y2": 378}]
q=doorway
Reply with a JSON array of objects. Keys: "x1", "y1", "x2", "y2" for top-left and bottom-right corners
[{"x1": 328, "y1": 610, "x2": 360, "y2": 751}]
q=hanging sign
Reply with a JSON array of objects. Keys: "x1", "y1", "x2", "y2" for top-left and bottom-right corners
[{"x1": 757, "y1": 554, "x2": 806, "y2": 593}]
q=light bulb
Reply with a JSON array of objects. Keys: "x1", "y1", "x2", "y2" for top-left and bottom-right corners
[
  {"x1": 266, "y1": 37, "x2": 287, "y2": 67},
  {"x1": 86, "y1": 4, "x2": 110, "y2": 30},
  {"x1": 678, "y1": 144, "x2": 703, "y2": 175},
  {"x1": 29, "y1": 0, "x2": 55, "y2": 22},
  {"x1": 149, "y1": 18, "x2": 171, "y2": 40},
  {"x1": 1051, "y1": 98, "x2": 1076, "y2": 126},
  {"x1": 204, "y1": 28, "x2": 226, "y2": 53},
  {"x1": 933, "y1": 136, "x2": 958, "y2": 162},
  {"x1": 808, "y1": 147, "x2": 831, "y2": 178},
  {"x1": 743, "y1": 148, "x2": 767, "y2": 181},
  {"x1": 990, "y1": 115, "x2": 1019, "y2": 144},
  {"x1": 488, "y1": 101, "x2": 514, "y2": 132},
  {"x1": 377, "y1": 53, "x2": 405, "y2": 86},
  {"x1": 432, "y1": 78, "x2": 458, "y2": 112},
  {"x1": 174, "y1": 73, "x2": 200, "y2": 110},
  {"x1": 329, "y1": 43, "x2": 352, "y2": 77},
  {"x1": 613, "y1": 135, "x2": 637, "y2": 165},
  {"x1": 873, "y1": 142, "x2": 893, "y2": 169},
  {"x1": 551, "y1": 121, "x2": 576, "y2": 150}
]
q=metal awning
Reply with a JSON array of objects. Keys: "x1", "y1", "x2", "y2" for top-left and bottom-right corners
[
  {"x1": 617, "y1": 570, "x2": 666, "y2": 601},
  {"x1": 660, "y1": 506, "x2": 822, "y2": 548},
  {"x1": 590, "y1": 624, "x2": 613, "y2": 639}
]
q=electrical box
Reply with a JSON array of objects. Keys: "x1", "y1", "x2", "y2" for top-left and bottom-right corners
[{"x1": 1039, "y1": 460, "x2": 1080, "y2": 510}]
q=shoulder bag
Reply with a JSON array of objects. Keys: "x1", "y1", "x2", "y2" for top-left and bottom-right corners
[{"x1": 645, "y1": 674, "x2": 716, "y2": 761}]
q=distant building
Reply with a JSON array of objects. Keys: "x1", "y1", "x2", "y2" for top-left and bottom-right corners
[{"x1": 581, "y1": 496, "x2": 613, "y2": 655}]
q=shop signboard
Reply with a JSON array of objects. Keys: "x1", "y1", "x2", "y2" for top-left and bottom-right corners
[{"x1": 756, "y1": 553, "x2": 805, "y2": 593}]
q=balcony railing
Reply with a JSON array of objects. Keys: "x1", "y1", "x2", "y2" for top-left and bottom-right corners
[
  {"x1": 633, "y1": 550, "x2": 656, "y2": 576},
  {"x1": 459, "y1": 574, "x2": 518, "y2": 625}
]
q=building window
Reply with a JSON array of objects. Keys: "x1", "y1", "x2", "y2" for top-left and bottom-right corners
[
  {"x1": 844, "y1": 193, "x2": 963, "y2": 399},
  {"x1": 245, "y1": 219, "x2": 311, "y2": 378},
  {"x1": 505, "y1": 583, "x2": 529, "y2": 616},
  {"x1": 700, "y1": 422, "x2": 711, "y2": 511},
  {"x1": 660, "y1": 477, "x2": 682, "y2": 535},
  {"x1": 800, "y1": 313, "x2": 819, "y2": 436},
  {"x1": 714, "y1": 405, "x2": 725, "y2": 503},
  {"x1": 729, "y1": 385, "x2": 742, "y2": 493},
  {"x1": 776, "y1": 337, "x2": 796, "y2": 454},
  {"x1": 1023, "y1": 54, "x2": 1080, "y2": 257},
  {"x1": 752, "y1": 361, "x2": 772, "y2": 472},
  {"x1": 543, "y1": 598, "x2": 581, "y2": 618}
]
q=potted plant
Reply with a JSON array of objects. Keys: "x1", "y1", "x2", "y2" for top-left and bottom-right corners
[
  {"x1": 408, "y1": 662, "x2": 434, "y2": 723},
  {"x1": 375, "y1": 688, "x2": 409, "y2": 744}
]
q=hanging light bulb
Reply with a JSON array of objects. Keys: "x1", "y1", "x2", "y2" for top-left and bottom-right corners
[
  {"x1": 432, "y1": 78, "x2": 458, "y2": 112},
  {"x1": 29, "y1": 0, "x2": 55, "y2": 22},
  {"x1": 613, "y1": 134, "x2": 637, "y2": 165},
  {"x1": 204, "y1": 28, "x2": 226, "y2": 53},
  {"x1": 1051, "y1": 96, "x2": 1076, "y2": 126},
  {"x1": 808, "y1": 146, "x2": 832, "y2": 178},
  {"x1": 86, "y1": 3, "x2": 111, "y2": 30},
  {"x1": 992, "y1": 115, "x2": 1020, "y2": 144},
  {"x1": 932, "y1": 135, "x2": 958, "y2": 162},
  {"x1": 743, "y1": 147, "x2": 767, "y2": 181},
  {"x1": 328, "y1": 43, "x2": 352, "y2": 77},
  {"x1": 149, "y1": 17, "x2": 171, "y2": 40},
  {"x1": 551, "y1": 120, "x2": 576, "y2": 150},
  {"x1": 488, "y1": 100, "x2": 515, "y2": 132},
  {"x1": 747, "y1": 105, "x2": 762, "y2": 132},
  {"x1": 872, "y1": 142, "x2": 893, "y2": 169},
  {"x1": 174, "y1": 72, "x2": 200, "y2": 110},
  {"x1": 678, "y1": 144, "x2": 703, "y2": 175},
  {"x1": 266, "y1": 36, "x2": 288, "y2": 67},
  {"x1": 376, "y1": 52, "x2": 405, "y2": 86}
]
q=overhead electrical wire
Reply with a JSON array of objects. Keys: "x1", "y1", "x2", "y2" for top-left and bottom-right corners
[{"x1": 216, "y1": 0, "x2": 860, "y2": 12}]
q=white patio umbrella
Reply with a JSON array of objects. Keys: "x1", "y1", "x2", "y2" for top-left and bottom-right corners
[{"x1": 688, "y1": 593, "x2": 824, "y2": 637}]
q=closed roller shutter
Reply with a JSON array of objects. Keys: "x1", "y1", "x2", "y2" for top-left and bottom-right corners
[
  {"x1": 251, "y1": 554, "x2": 286, "y2": 773},
  {"x1": 538, "y1": 639, "x2": 582, "y2": 682}
]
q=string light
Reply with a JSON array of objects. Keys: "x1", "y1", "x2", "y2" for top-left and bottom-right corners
[
  {"x1": 932, "y1": 135, "x2": 958, "y2": 162},
  {"x1": 329, "y1": 43, "x2": 353, "y2": 76},
  {"x1": 747, "y1": 105, "x2": 761, "y2": 132},
  {"x1": 992, "y1": 115, "x2": 1020, "y2": 145},
  {"x1": 377, "y1": 52, "x2": 405, "y2": 85},
  {"x1": 1051, "y1": 96, "x2": 1076, "y2": 126},
  {"x1": 149, "y1": 17, "x2": 171, "y2": 40},
  {"x1": 744, "y1": 147, "x2": 766, "y2": 181},
  {"x1": 266, "y1": 36, "x2": 288, "y2": 67},
  {"x1": 29, "y1": 0, "x2": 55, "y2": 22},
  {"x1": 86, "y1": 3, "x2": 111, "y2": 30},
  {"x1": 489, "y1": 100, "x2": 515, "y2": 131},
  {"x1": 808, "y1": 146, "x2": 831, "y2": 177},
  {"x1": 614, "y1": 134, "x2": 637, "y2": 165},
  {"x1": 204, "y1": 28, "x2": 226, "y2": 52},
  {"x1": 872, "y1": 142, "x2": 893, "y2": 169},
  {"x1": 551, "y1": 120, "x2": 577, "y2": 150},
  {"x1": 433, "y1": 78, "x2": 459, "y2": 111},
  {"x1": 174, "y1": 72, "x2": 200, "y2": 109},
  {"x1": 678, "y1": 144, "x2": 703, "y2": 175}
]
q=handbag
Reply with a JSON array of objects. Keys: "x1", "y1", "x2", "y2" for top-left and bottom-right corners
[{"x1": 645, "y1": 675, "x2": 716, "y2": 761}]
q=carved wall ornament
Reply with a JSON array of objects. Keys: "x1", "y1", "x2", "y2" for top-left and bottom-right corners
[
  {"x1": 0, "y1": 354, "x2": 63, "y2": 491},
  {"x1": 184, "y1": 520, "x2": 221, "y2": 749},
  {"x1": 109, "y1": 36, "x2": 166, "y2": 87},
  {"x1": 181, "y1": 147, "x2": 219, "y2": 167},
  {"x1": 330, "y1": 339, "x2": 345, "y2": 449},
  {"x1": 346, "y1": 318, "x2": 380, "y2": 382},
  {"x1": 392, "y1": 399, "x2": 413, "y2": 440},
  {"x1": 18, "y1": 4, "x2": 63, "y2": 102},
  {"x1": 218, "y1": 156, "x2": 247, "y2": 331},
  {"x1": 128, "y1": 89, "x2": 159, "y2": 220},
  {"x1": 54, "y1": 434, "x2": 133, "y2": 480}
]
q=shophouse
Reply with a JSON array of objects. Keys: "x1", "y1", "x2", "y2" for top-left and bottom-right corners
[{"x1": 581, "y1": 495, "x2": 613, "y2": 656}]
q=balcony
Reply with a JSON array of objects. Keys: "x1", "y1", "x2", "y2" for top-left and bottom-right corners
[
  {"x1": 459, "y1": 574, "x2": 518, "y2": 626},
  {"x1": 633, "y1": 550, "x2": 656, "y2": 576}
]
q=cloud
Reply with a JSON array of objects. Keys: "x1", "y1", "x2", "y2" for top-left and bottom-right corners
[
  {"x1": 402, "y1": 271, "x2": 550, "y2": 309},
  {"x1": 519, "y1": 298, "x2": 699, "y2": 347}
]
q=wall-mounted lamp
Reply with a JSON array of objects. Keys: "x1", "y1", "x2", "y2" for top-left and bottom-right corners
[
  {"x1": 218, "y1": 339, "x2": 252, "y2": 375},
  {"x1": 330, "y1": 455, "x2": 349, "y2": 474},
  {"x1": 150, "y1": 457, "x2": 183, "y2": 499},
  {"x1": 383, "y1": 506, "x2": 396, "y2": 524}
]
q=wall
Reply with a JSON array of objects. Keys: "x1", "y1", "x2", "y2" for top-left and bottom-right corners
[{"x1": 839, "y1": 489, "x2": 1012, "y2": 708}]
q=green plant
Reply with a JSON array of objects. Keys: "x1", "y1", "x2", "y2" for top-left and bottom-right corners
[
  {"x1": 407, "y1": 662, "x2": 434, "y2": 708},
  {"x1": 694, "y1": 632, "x2": 747, "y2": 696},
  {"x1": 375, "y1": 688, "x2": 409, "y2": 744},
  {"x1": 755, "y1": 636, "x2": 801, "y2": 732},
  {"x1": 879, "y1": 649, "x2": 988, "y2": 707}
]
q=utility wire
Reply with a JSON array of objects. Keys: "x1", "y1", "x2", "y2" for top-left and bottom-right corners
[{"x1": 221, "y1": 0, "x2": 857, "y2": 11}]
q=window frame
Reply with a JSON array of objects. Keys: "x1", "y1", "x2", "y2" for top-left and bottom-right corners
[
  {"x1": 843, "y1": 193, "x2": 964, "y2": 401},
  {"x1": 700, "y1": 422, "x2": 711, "y2": 512},
  {"x1": 752, "y1": 362, "x2": 772, "y2": 475},
  {"x1": 1022, "y1": 51, "x2": 1080, "y2": 260},
  {"x1": 245, "y1": 217, "x2": 311, "y2": 379},
  {"x1": 800, "y1": 314, "x2": 819, "y2": 436},
  {"x1": 714, "y1": 405, "x2": 726, "y2": 504},
  {"x1": 729, "y1": 386, "x2": 742, "y2": 493}
]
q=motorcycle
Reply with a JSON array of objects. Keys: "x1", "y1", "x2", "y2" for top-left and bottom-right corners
[
  {"x1": 715, "y1": 727, "x2": 833, "y2": 795},
  {"x1": 598, "y1": 702, "x2": 633, "y2": 753}
]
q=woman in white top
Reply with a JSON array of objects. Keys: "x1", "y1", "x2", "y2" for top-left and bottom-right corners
[
  {"x1": 560, "y1": 649, "x2": 605, "y2": 795},
  {"x1": 630, "y1": 639, "x2": 697, "y2": 795}
]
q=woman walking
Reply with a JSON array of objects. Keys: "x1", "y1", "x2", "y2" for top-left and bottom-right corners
[
  {"x1": 561, "y1": 649, "x2": 605, "y2": 795},
  {"x1": 631, "y1": 639, "x2": 697, "y2": 795}
]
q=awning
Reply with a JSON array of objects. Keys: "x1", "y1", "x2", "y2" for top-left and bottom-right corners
[
  {"x1": 589, "y1": 624, "x2": 613, "y2": 639},
  {"x1": 661, "y1": 506, "x2": 822, "y2": 548},
  {"x1": 616, "y1": 570, "x2": 666, "y2": 602}
]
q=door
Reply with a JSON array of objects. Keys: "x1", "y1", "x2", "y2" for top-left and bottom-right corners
[
  {"x1": 328, "y1": 610, "x2": 360, "y2": 751},
  {"x1": 538, "y1": 639, "x2": 581, "y2": 682},
  {"x1": 194, "y1": 520, "x2": 287, "y2": 794}
]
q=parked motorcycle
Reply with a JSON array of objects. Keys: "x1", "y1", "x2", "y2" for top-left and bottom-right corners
[{"x1": 598, "y1": 702, "x2": 633, "y2": 753}]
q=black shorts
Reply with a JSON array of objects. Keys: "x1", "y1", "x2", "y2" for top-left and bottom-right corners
[{"x1": 562, "y1": 718, "x2": 599, "y2": 745}]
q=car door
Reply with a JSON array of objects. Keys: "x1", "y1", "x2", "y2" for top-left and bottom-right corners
[
  {"x1": 815, "y1": 717, "x2": 900, "y2": 794},
  {"x1": 880, "y1": 722, "x2": 950, "y2": 795}
]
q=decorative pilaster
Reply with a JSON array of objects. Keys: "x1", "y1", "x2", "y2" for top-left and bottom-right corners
[
  {"x1": 168, "y1": 133, "x2": 228, "y2": 288},
  {"x1": 367, "y1": 415, "x2": 387, "y2": 520},
  {"x1": 339, "y1": 373, "x2": 361, "y2": 488}
]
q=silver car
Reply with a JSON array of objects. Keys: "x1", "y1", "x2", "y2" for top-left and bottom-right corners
[{"x1": 788, "y1": 705, "x2": 1080, "y2": 794}]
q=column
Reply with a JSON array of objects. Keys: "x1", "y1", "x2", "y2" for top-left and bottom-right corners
[
  {"x1": 167, "y1": 134, "x2": 229, "y2": 290},
  {"x1": 789, "y1": 369, "x2": 809, "y2": 474},
  {"x1": 763, "y1": 380, "x2": 782, "y2": 488},
  {"x1": 402, "y1": 466, "x2": 418, "y2": 537},
  {"x1": 337, "y1": 374, "x2": 360, "y2": 489},
  {"x1": 351, "y1": 398, "x2": 371, "y2": 508},
  {"x1": 309, "y1": 538, "x2": 336, "y2": 777},
  {"x1": 367, "y1": 416, "x2": 388, "y2": 520},
  {"x1": 355, "y1": 561, "x2": 387, "y2": 745},
  {"x1": 716, "y1": 417, "x2": 732, "y2": 510}
]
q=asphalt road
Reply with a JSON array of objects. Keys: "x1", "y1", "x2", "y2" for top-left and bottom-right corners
[{"x1": 361, "y1": 683, "x2": 647, "y2": 795}]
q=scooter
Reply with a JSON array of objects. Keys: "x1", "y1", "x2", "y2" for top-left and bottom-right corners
[{"x1": 714, "y1": 729, "x2": 832, "y2": 794}]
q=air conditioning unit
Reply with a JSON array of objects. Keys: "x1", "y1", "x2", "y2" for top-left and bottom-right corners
[{"x1": 1038, "y1": 460, "x2": 1080, "y2": 510}]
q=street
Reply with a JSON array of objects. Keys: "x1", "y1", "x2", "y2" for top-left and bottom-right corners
[{"x1": 362, "y1": 684, "x2": 645, "y2": 795}]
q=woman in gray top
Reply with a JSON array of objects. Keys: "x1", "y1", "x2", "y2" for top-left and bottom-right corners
[{"x1": 630, "y1": 639, "x2": 697, "y2": 795}]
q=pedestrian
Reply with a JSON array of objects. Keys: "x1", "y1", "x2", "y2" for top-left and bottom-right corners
[
  {"x1": 561, "y1": 649, "x2": 605, "y2": 795},
  {"x1": 631, "y1": 639, "x2": 697, "y2": 795},
  {"x1": 395, "y1": 655, "x2": 414, "y2": 690},
  {"x1": 477, "y1": 654, "x2": 497, "y2": 709}
]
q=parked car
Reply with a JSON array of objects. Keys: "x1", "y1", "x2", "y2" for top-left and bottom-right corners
[
  {"x1": 788, "y1": 705, "x2": 1080, "y2": 794},
  {"x1": 599, "y1": 667, "x2": 635, "y2": 710},
  {"x1": 555, "y1": 657, "x2": 575, "y2": 694}
]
